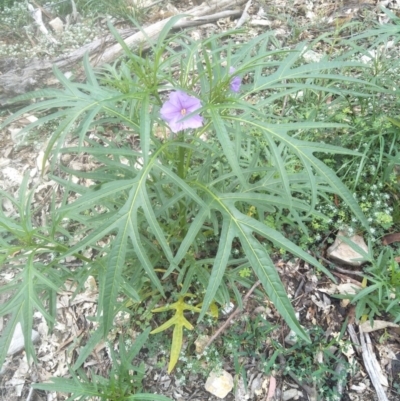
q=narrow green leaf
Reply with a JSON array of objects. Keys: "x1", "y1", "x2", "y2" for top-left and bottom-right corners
[
  {"x1": 166, "y1": 204, "x2": 210, "y2": 276},
  {"x1": 120, "y1": 281, "x2": 141, "y2": 303},
  {"x1": 199, "y1": 218, "x2": 235, "y2": 320},
  {"x1": 22, "y1": 255, "x2": 36, "y2": 363},
  {"x1": 230, "y1": 207, "x2": 335, "y2": 280},
  {"x1": 238, "y1": 228, "x2": 309, "y2": 342},
  {"x1": 140, "y1": 92, "x2": 151, "y2": 164},
  {"x1": 102, "y1": 228, "x2": 127, "y2": 336},
  {"x1": 219, "y1": 192, "x2": 310, "y2": 212},
  {"x1": 128, "y1": 217, "x2": 165, "y2": 296},
  {"x1": 83, "y1": 53, "x2": 100, "y2": 88},
  {"x1": 126, "y1": 327, "x2": 151, "y2": 362},
  {"x1": 228, "y1": 117, "x2": 369, "y2": 229},
  {"x1": 139, "y1": 187, "x2": 175, "y2": 266},
  {"x1": 61, "y1": 179, "x2": 138, "y2": 213},
  {"x1": 208, "y1": 108, "x2": 246, "y2": 187},
  {"x1": 262, "y1": 138, "x2": 292, "y2": 209},
  {"x1": 72, "y1": 326, "x2": 104, "y2": 370},
  {"x1": 33, "y1": 377, "x2": 99, "y2": 397},
  {"x1": 0, "y1": 311, "x2": 21, "y2": 369},
  {"x1": 52, "y1": 64, "x2": 83, "y2": 97},
  {"x1": 156, "y1": 164, "x2": 207, "y2": 208}
]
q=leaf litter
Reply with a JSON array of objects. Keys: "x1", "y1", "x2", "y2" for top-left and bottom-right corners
[{"x1": 1, "y1": 0, "x2": 400, "y2": 400}]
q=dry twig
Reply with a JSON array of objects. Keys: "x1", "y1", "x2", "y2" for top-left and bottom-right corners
[
  {"x1": 235, "y1": 0, "x2": 252, "y2": 28},
  {"x1": 204, "y1": 280, "x2": 261, "y2": 348},
  {"x1": 359, "y1": 326, "x2": 389, "y2": 401}
]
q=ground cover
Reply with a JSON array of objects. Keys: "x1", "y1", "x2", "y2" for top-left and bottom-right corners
[{"x1": 0, "y1": 1, "x2": 400, "y2": 400}]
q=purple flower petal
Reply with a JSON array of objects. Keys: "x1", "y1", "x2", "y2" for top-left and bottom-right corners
[
  {"x1": 169, "y1": 114, "x2": 203, "y2": 133},
  {"x1": 160, "y1": 103, "x2": 179, "y2": 122},
  {"x1": 229, "y1": 67, "x2": 241, "y2": 93},
  {"x1": 160, "y1": 90, "x2": 203, "y2": 133},
  {"x1": 230, "y1": 76, "x2": 241, "y2": 92}
]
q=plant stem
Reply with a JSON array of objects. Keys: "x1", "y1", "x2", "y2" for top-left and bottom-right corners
[
  {"x1": 177, "y1": 142, "x2": 186, "y2": 180},
  {"x1": 177, "y1": 134, "x2": 187, "y2": 231}
]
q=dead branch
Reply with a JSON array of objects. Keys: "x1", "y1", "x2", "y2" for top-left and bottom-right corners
[
  {"x1": 359, "y1": 326, "x2": 389, "y2": 401},
  {"x1": 0, "y1": 0, "x2": 247, "y2": 105}
]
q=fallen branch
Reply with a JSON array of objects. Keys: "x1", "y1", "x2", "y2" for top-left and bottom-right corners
[
  {"x1": 359, "y1": 326, "x2": 389, "y2": 401},
  {"x1": 0, "y1": 0, "x2": 247, "y2": 105}
]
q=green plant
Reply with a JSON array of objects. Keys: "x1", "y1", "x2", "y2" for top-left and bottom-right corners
[
  {"x1": 223, "y1": 314, "x2": 276, "y2": 358},
  {"x1": 264, "y1": 326, "x2": 352, "y2": 401},
  {"x1": 289, "y1": 18, "x2": 400, "y2": 252},
  {"x1": 77, "y1": 0, "x2": 147, "y2": 21},
  {"x1": 0, "y1": 17, "x2": 378, "y2": 378},
  {"x1": 303, "y1": 178, "x2": 394, "y2": 249},
  {"x1": 393, "y1": 381, "x2": 400, "y2": 396},
  {"x1": 0, "y1": 1, "x2": 31, "y2": 40},
  {"x1": 33, "y1": 328, "x2": 173, "y2": 400},
  {"x1": 0, "y1": 1, "x2": 104, "y2": 59},
  {"x1": 344, "y1": 246, "x2": 400, "y2": 323},
  {"x1": 0, "y1": 0, "x2": 21, "y2": 10}
]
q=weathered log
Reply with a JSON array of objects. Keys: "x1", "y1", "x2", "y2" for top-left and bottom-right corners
[{"x1": 0, "y1": 0, "x2": 246, "y2": 106}]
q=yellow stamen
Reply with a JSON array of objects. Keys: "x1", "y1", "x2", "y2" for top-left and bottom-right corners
[{"x1": 181, "y1": 108, "x2": 187, "y2": 116}]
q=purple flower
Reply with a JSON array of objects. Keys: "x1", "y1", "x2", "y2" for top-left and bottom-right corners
[
  {"x1": 229, "y1": 67, "x2": 241, "y2": 93},
  {"x1": 160, "y1": 90, "x2": 203, "y2": 133}
]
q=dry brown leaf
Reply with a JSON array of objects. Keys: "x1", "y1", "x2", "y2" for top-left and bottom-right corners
[{"x1": 382, "y1": 233, "x2": 400, "y2": 245}]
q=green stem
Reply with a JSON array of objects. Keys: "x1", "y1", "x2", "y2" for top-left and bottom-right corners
[
  {"x1": 177, "y1": 134, "x2": 188, "y2": 232},
  {"x1": 177, "y1": 137, "x2": 186, "y2": 180}
]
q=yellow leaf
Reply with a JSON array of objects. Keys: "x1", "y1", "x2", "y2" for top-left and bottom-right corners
[
  {"x1": 151, "y1": 296, "x2": 200, "y2": 372},
  {"x1": 169, "y1": 324, "x2": 183, "y2": 373},
  {"x1": 209, "y1": 301, "x2": 219, "y2": 319}
]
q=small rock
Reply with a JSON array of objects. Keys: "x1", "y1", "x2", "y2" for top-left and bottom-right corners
[
  {"x1": 284, "y1": 330, "x2": 298, "y2": 346},
  {"x1": 194, "y1": 335, "x2": 209, "y2": 354},
  {"x1": 7, "y1": 323, "x2": 40, "y2": 356},
  {"x1": 205, "y1": 369, "x2": 234, "y2": 399},
  {"x1": 302, "y1": 49, "x2": 323, "y2": 63},
  {"x1": 283, "y1": 388, "x2": 303, "y2": 400},
  {"x1": 350, "y1": 383, "x2": 367, "y2": 393},
  {"x1": 222, "y1": 302, "x2": 235, "y2": 315},
  {"x1": 327, "y1": 230, "x2": 368, "y2": 266},
  {"x1": 49, "y1": 17, "x2": 64, "y2": 34}
]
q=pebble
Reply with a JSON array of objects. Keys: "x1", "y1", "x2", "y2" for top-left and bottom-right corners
[
  {"x1": 283, "y1": 388, "x2": 303, "y2": 400},
  {"x1": 205, "y1": 369, "x2": 234, "y2": 398},
  {"x1": 327, "y1": 230, "x2": 368, "y2": 266}
]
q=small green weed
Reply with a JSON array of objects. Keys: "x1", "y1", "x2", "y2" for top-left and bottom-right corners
[
  {"x1": 33, "y1": 328, "x2": 173, "y2": 401},
  {"x1": 264, "y1": 326, "x2": 352, "y2": 401},
  {"x1": 0, "y1": 1, "x2": 104, "y2": 59},
  {"x1": 344, "y1": 247, "x2": 400, "y2": 323}
]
